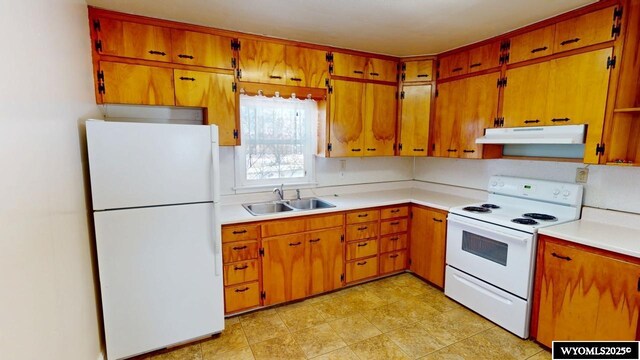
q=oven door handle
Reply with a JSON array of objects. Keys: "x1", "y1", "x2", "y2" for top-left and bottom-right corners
[{"x1": 448, "y1": 216, "x2": 531, "y2": 244}]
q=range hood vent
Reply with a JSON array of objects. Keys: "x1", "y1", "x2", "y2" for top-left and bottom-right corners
[{"x1": 476, "y1": 124, "x2": 586, "y2": 144}]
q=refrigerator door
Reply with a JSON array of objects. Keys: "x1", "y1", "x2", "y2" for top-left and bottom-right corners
[
  {"x1": 86, "y1": 120, "x2": 216, "y2": 210},
  {"x1": 95, "y1": 203, "x2": 224, "y2": 360}
]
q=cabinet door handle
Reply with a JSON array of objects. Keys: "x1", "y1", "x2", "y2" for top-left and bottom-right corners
[
  {"x1": 357, "y1": 214, "x2": 368, "y2": 218},
  {"x1": 309, "y1": 238, "x2": 320, "y2": 243},
  {"x1": 234, "y1": 265, "x2": 249, "y2": 270},
  {"x1": 289, "y1": 241, "x2": 302, "y2": 246},
  {"x1": 357, "y1": 242, "x2": 368, "y2": 247},
  {"x1": 531, "y1": 46, "x2": 548, "y2": 53},
  {"x1": 560, "y1": 38, "x2": 580, "y2": 46},
  {"x1": 269, "y1": 75, "x2": 283, "y2": 79},
  {"x1": 366, "y1": 148, "x2": 377, "y2": 151},
  {"x1": 433, "y1": 218, "x2": 443, "y2": 222},
  {"x1": 463, "y1": 149, "x2": 476, "y2": 153},
  {"x1": 353, "y1": 70, "x2": 364, "y2": 74},
  {"x1": 232, "y1": 245, "x2": 247, "y2": 250},
  {"x1": 447, "y1": 149, "x2": 458, "y2": 152},
  {"x1": 351, "y1": 148, "x2": 361, "y2": 152},
  {"x1": 390, "y1": 237, "x2": 399, "y2": 241},
  {"x1": 390, "y1": 209, "x2": 400, "y2": 213},
  {"x1": 417, "y1": 74, "x2": 429, "y2": 78},
  {"x1": 148, "y1": 50, "x2": 166, "y2": 56},
  {"x1": 524, "y1": 119, "x2": 540, "y2": 124},
  {"x1": 235, "y1": 287, "x2": 250, "y2": 292},
  {"x1": 389, "y1": 254, "x2": 399, "y2": 258},
  {"x1": 390, "y1": 221, "x2": 400, "y2": 225},
  {"x1": 369, "y1": 72, "x2": 379, "y2": 76},
  {"x1": 357, "y1": 226, "x2": 368, "y2": 231},
  {"x1": 551, "y1": 252, "x2": 572, "y2": 261},
  {"x1": 452, "y1": 67, "x2": 463, "y2": 72},
  {"x1": 413, "y1": 148, "x2": 425, "y2": 152},
  {"x1": 232, "y1": 229, "x2": 247, "y2": 234},
  {"x1": 290, "y1": 77, "x2": 302, "y2": 81},
  {"x1": 356, "y1": 261, "x2": 367, "y2": 266},
  {"x1": 469, "y1": 63, "x2": 482, "y2": 68},
  {"x1": 551, "y1": 117, "x2": 570, "y2": 122},
  {"x1": 178, "y1": 54, "x2": 194, "y2": 59},
  {"x1": 179, "y1": 77, "x2": 196, "y2": 81}
]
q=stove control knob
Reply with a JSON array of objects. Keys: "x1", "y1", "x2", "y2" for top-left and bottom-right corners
[
  {"x1": 491, "y1": 181, "x2": 498, "y2": 187},
  {"x1": 562, "y1": 190, "x2": 570, "y2": 197},
  {"x1": 553, "y1": 189, "x2": 560, "y2": 195}
]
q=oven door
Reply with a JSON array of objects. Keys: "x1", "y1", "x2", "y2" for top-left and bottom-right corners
[{"x1": 446, "y1": 213, "x2": 535, "y2": 299}]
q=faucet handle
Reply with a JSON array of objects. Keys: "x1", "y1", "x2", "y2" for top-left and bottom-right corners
[{"x1": 296, "y1": 189, "x2": 301, "y2": 200}]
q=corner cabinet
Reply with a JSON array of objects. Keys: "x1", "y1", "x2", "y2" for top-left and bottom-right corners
[
  {"x1": 532, "y1": 235, "x2": 640, "y2": 347},
  {"x1": 398, "y1": 84, "x2": 432, "y2": 156}
]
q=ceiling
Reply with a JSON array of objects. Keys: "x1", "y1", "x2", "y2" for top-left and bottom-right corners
[{"x1": 86, "y1": 0, "x2": 598, "y2": 57}]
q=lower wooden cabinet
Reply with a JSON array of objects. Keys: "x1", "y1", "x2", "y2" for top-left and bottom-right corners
[
  {"x1": 225, "y1": 282, "x2": 261, "y2": 313},
  {"x1": 223, "y1": 260, "x2": 259, "y2": 286},
  {"x1": 221, "y1": 224, "x2": 261, "y2": 314},
  {"x1": 379, "y1": 250, "x2": 407, "y2": 275},
  {"x1": 531, "y1": 235, "x2": 640, "y2": 347},
  {"x1": 346, "y1": 257, "x2": 378, "y2": 283},
  {"x1": 409, "y1": 205, "x2": 447, "y2": 287}
]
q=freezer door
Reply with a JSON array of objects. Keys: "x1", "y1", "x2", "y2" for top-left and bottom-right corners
[
  {"x1": 95, "y1": 203, "x2": 224, "y2": 360},
  {"x1": 86, "y1": 120, "x2": 217, "y2": 210}
]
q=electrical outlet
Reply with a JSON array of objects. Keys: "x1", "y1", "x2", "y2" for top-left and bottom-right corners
[
  {"x1": 339, "y1": 160, "x2": 346, "y2": 178},
  {"x1": 575, "y1": 167, "x2": 589, "y2": 183}
]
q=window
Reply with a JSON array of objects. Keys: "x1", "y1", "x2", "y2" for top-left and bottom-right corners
[{"x1": 235, "y1": 94, "x2": 317, "y2": 188}]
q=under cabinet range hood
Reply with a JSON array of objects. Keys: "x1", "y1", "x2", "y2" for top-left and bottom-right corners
[{"x1": 476, "y1": 124, "x2": 586, "y2": 144}]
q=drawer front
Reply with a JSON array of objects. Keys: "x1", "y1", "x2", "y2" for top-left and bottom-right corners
[
  {"x1": 261, "y1": 214, "x2": 344, "y2": 237},
  {"x1": 223, "y1": 260, "x2": 259, "y2": 286},
  {"x1": 381, "y1": 206, "x2": 409, "y2": 219},
  {"x1": 380, "y1": 218, "x2": 408, "y2": 235},
  {"x1": 225, "y1": 281, "x2": 260, "y2": 313},
  {"x1": 222, "y1": 240, "x2": 259, "y2": 263},
  {"x1": 379, "y1": 250, "x2": 407, "y2": 274},
  {"x1": 346, "y1": 209, "x2": 379, "y2": 224},
  {"x1": 346, "y1": 222, "x2": 378, "y2": 241},
  {"x1": 380, "y1": 233, "x2": 408, "y2": 253},
  {"x1": 346, "y1": 257, "x2": 378, "y2": 283},
  {"x1": 222, "y1": 224, "x2": 259, "y2": 243},
  {"x1": 346, "y1": 239, "x2": 378, "y2": 260}
]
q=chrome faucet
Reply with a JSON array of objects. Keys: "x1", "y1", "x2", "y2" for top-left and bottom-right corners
[{"x1": 273, "y1": 184, "x2": 284, "y2": 201}]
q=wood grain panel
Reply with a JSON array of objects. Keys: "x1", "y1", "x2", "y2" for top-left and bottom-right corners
[
  {"x1": 364, "y1": 83, "x2": 397, "y2": 156},
  {"x1": 100, "y1": 62, "x2": 174, "y2": 105},
  {"x1": 225, "y1": 281, "x2": 260, "y2": 314},
  {"x1": 459, "y1": 72, "x2": 499, "y2": 158},
  {"x1": 285, "y1": 46, "x2": 328, "y2": 88},
  {"x1": 553, "y1": 6, "x2": 617, "y2": 53},
  {"x1": 381, "y1": 206, "x2": 409, "y2": 219},
  {"x1": 346, "y1": 257, "x2": 378, "y2": 283},
  {"x1": 329, "y1": 79, "x2": 365, "y2": 156},
  {"x1": 223, "y1": 260, "x2": 259, "y2": 286},
  {"x1": 222, "y1": 240, "x2": 259, "y2": 263},
  {"x1": 238, "y1": 38, "x2": 286, "y2": 84},
  {"x1": 346, "y1": 209, "x2": 380, "y2": 224},
  {"x1": 403, "y1": 60, "x2": 433, "y2": 82},
  {"x1": 366, "y1": 58, "x2": 398, "y2": 82},
  {"x1": 467, "y1": 41, "x2": 501, "y2": 73},
  {"x1": 346, "y1": 239, "x2": 378, "y2": 260},
  {"x1": 509, "y1": 25, "x2": 556, "y2": 64},
  {"x1": 261, "y1": 214, "x2": 343, "y2": 238},
  {"x1": 307, "y1": 228, "x2": 344, "y2": 295},
  {"x1": 438, "y1": 52, "x2": 468, "y2": 79},
  {"x1": 98, "y1": 18, "x2": 172, "y2": 62},
  {"x1": 222, "y1": 224, "x2": 259, "y2": 243},
  {"x1": 409, "y1": 206, "x2": 447, "y2": 287},
  {"x1": 171, "y1": 29, "x2": 234, "y2": 69},
  {"x1": 379, "y1": 250, "x2": 407, "y2": 274},
  {"x1": 346, "y1": 222, "x2": 378, "y2": 242},
  {"x1": 379, "y1": 233, "x2": 408, "y2": 253},
  {"x1": 502, "y1": 62, "x2": 550, "y2": 127},
  {"x1": 399, "y1": 84, "x2": 431, "y2": 156},
  {"x1": 332, "y1": 52, "x2": 368, "y2": 79},
  {"x1": 262, "y1": 233, "x2": 307, "y2": 305},
  {"x1": 432, "y1": 79, "x2": 463, "y2": 157},
  {"x1": 380, "y1": 218, "x2": 408, "y2": 235}
]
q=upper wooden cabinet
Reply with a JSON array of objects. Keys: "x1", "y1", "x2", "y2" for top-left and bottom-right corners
[
  {"x1": 284, "y1": 46, "x2": 329, "y2": 88},
  {"x1": 329, "y1": 79, "x2": 366, "y2": 156},
  {"x1": 399, "y1": 84, "x2": 432, "y2": 156},
  {"x1": 95, "y1": 18, "x2": 173, "y2": 62},
  {"x1": 98, "y1": 61, "x2": 175, "y2": 106},
  {"x1": 432, "y1": 79, "x2": 463, "y2": 158},
  {"x1": 409, "y1": 206, "x2": 447, "y2": 287},
  {"x1": 401, "y1": 60, "x2": 434, "y2": 82},
  {"x1": 508, "y1": 25, "x2": 555, "y2": 64},
  {"x1": 366, "y1": 57, "x2": 398, "y2": 82},
  {"x1": 553, "y1": 5, "x2": 619, "y2": 53},
  {"x1": 437, "y1": 51, "x2": 469, "y2": 79},
  {"x1": 364, "y1": 83, "x2": 397, "y2": 156},
  {"x1": 238, "y1": 39, "x2": 286, "y2": 84},
  {"x1": 502, "y1": 61, "x2": 551, "y2": 127},
  {"x1": 170, "y1": 29, "x2": 235, "y2": 69},
  {"x1": 468, "y1": 42, "x2": 501, "y2": 73},
  {"x1": 532, "y1": 235, "x2": 640, "y2": 348},
  {"x1": 332, "y1": 52, "x2": 397, "y2": 82}
]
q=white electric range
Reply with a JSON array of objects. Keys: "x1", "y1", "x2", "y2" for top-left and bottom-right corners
[{"x1": 444, "y1": 176, "x2": 583, "y2": 338}]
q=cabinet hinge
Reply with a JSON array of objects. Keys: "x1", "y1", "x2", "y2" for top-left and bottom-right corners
[
  {"x1": 500, "y1": 39, "x2": 511, "y2": 51},
  {"x1": 340, "y1": 234, "x2": 344, "y2": 242},
  {"x1": 497, "y1": 77, "x2": 507, "y2": 88},
  {"x1": 398, "y1": 143, "x2": 403, "y2": 151},
  {"x1": 233, "y1": 129, "x2": 239, "y2": 139},
  {"x1": 97, "y1": 70, "x2": 104, "y2": 82},
  {"x1": 232, "y1": 82, "x2": 237, "y2": 92},
  {"x1": 611, "y1": 24, "x2": 622, "y2": 38},
  {"x1": 493, "y1": 117, "x2": 504, "y2": 127},
  {"x1": 231, "y1": 57, "x2": 237, "y2": 69},
  {"x1": 607, "y1": 56, "x2": 617, "y2": 69},
  {"x1": 340, "y1": 273, "x2": 345, "y2": 282},
  {"x1": 236, "y1": 68, "x2": 242, "y2": 79},
  {"x1": 98, "y1": 83, "x2": 106, "y2": 95},
  {"x1": 613, "y1": 6, "x2": 624, "y2": 21},
  {"x1": 327, "y1": 85, "x2": 333, "y2": 94},
  {"x1": 328, "y1": 64, "x2": 334, "y2": 74},
  {"x1": 435, "y1": 89, "x2": 439, "y2": 97},
  {"x1": 231, "y1": 39, "x2": 241, "y2": 51},
  {"x1": 259, "y1": 247, "x2": 264, "y2": 256},
  {"x1": 401, "y1": 63, "x2": 407, "y2": 71},
  {"x1": 260, "y1": 291, "x2": 266, "y2": 300},
  {"x1": 499, "y1": 53, "x2": 510, "y2": 65},
  {"x1": 596, "y1": 143, "x2": 606, "y2": 156},
  {"x1": 400, "y1": 91, "x2": 405, "y2": 100},
  {"x1": 94, "y1": 39, "x2": 102, "y2": 52},
  {"x1": 401, "y1": 73, "x2": 406, "y2": 82},
  {"x1": 327, "y1": 143, "x2": 333, "y2": 152},
  {"x1": 93, "y1": 19, "x2": 101, "y2": 31},
  {"x1": 326, "y1": 52, "x2": 334, "y2": 62}
]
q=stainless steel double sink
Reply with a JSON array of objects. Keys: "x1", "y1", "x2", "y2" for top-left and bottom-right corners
[{"x1": 243, "y1": 198, "x2": 336, "y2": 216}]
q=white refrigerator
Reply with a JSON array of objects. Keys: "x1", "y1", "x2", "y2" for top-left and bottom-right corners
[{"x1": 86, "y1": 120, "x2": 224, "y2": 360}]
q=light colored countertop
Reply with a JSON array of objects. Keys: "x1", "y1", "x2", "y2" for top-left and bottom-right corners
[
  {"x1": 219, "y1": 185, "x2": 482, "y2": 225},
  {"x1": 539, "y1": 207, "x2": 640, "y2": 258}
]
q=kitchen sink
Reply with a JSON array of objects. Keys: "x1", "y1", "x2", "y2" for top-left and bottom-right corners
[{"x1": 242, "y1": 198, "x2": 335, "y2": 216}]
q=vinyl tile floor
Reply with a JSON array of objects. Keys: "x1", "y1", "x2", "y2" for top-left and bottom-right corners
[{"x1": 141, "y1": 273, "x2": 551, "y2": 360}]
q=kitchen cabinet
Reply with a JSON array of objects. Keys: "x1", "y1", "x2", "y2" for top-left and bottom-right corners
[
  {"x1": 502, "y1": 61, "x2": 550, "y2": 127},
  {"x1": 346, "y1": 257, "x2": 378, "y2": 283},
  {"x1": 346, "y1": 239, "x2": 378, "y2": 260},
  {"x1": 308, "y1": 228, "x2": 344, "y2": 295},
  {"x1": 532, "y1": 235, "x2": 640, "y2": 347},
  {"x1": 261, "y1": 233, "x2": 308, "y2": 305},
  {"x1": 174, "y1": 69, "x2": 238, "y2": 145},
  {"x1": 409, "y1": 206, "x2": 447, "y2": 287},
  {"x1": 398, "y1": 84, "x2": 432, "y2": 156},
  {"x1": 364, "y1": 83, "x2": 397, "y2": 156},
  {"x1": 379, "y1": 205, "x2": 409, "y2": 275},
  {"x1": 238, "y1": 38, "x2": 286, "y2": 84},
  {"x1": 98, "y1": 61, "x2": 175, "y2": 106},
  {"x1": 401, "y1": 60, "x2": 433, "y2": 82},
  {"x1": 170, "y1": 29, "x2": 235, "y2": 69},
  {"x1": 553, "y1": 5, "x2": 619, "y2": 53},
  {"x1": 438, "y1": 51, "x2": 469, "y2": 79},
  {"x1": 332, "y1": 52, "x2": 397, "y2": 82},
  {"x1": 94, "y1": 17, "x2": 172, "y2": 62},
  {"x1": 379, "y1": 251, "x2": 407, "y2": 274},
  {"x1": 467, "y1": 42, "x2": 501, "y2": 73},
  {"x1": 366, "y1": 57, "x2": 398, "y2": 82},
  {"x1": 508, "y1": 25, "x2": 555, "y2": 64},
  {"x1": 432, "y1": 80, "x2": 462, "y2": 157},
  {"x1": 221, "y1": 224, "x2": 261, "y2": 314},
  {"x1": 328, "y1": 79, "x2": 366, "y2": 156},
  {"x1": 345, "y1": 208, "x2": 380, "y2": 283},
  {"x1": 284, "y1": 46, "x2": 329, "y2": 88}
]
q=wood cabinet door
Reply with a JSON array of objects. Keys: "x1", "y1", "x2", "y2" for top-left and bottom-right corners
[
  {"x1": 379, "y1": 251, "x2": 407, "y2": 275},
  {"x1": 332, "y1": 53, "x2": 368, "y2": 79},
  {"x1": 174, "y1": 69, "x2": 238, "y2": 145},
  {"x1": 364, "y1": 83, "x2": 397, "y2": 156},
  {"x1": 502, "y1": 62, "x2": 550, "y2": 127},
  {"x1": 285, "y1": 46, "x2": 328, "y2": 88},
  {"x1": 238, "y1": 39, "x2": 286, "y2": 84},
  {"x1": 534, "y1": 238, "x2": 640, "y2": 347},
  {"x1": 409, "y1": 207, "x2": 447, "y2": 287},
  {"x1": 366, "y1": 58, "x2": 398, "y2": 82},
  {"x1": 399, "y1": 84, "x2": 431, "y2": 156},
  {"x1": 262, "y1": 234, "x2": 307, "y2": 305},
  {"x1": 546, "y1": 48, "x2": 612, "y2": 163},
  {"x1": 459, "y1": 72, "x2": 499, "y2": 158},
  {"x1": 97, "y1": 18, "x2": 172, "y2": 62},
  {"x1": 100, "y1": 62, "x2": 174, "y2": 105},
  {"x1": 170, "y1": 29, "x2": 234, "y2": 69},
  {"x1": 553, "y1": 6, "x2": 617, "y2": 53},
  {"x1": 509, "y1": 25, "x2": 555, "y2": 64},
  {"x1": 438, "y1": 52, "x2": 468, "y2": 79},
  {"x1": 467, "y1": 42, "x2": 501, "y2": 73},
  {"x1": 402, "y1": 60, "x2": 433, "y2": 82},
  {"x1": 432, "y1": 79, "x2": 464, "y2": 157},
  {"x1": 307, "y1": 228, "x2": 344, "y2": 295},
  {"x1": 329, "y1": 79, "x2": 365, "y2": 157}
]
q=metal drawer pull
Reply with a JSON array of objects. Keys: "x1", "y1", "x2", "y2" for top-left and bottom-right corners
[
  {"x1": 309, "y1": 238, "x2": 320, "y2": 243},
  {"x1": 353, "y1": 70, "x2": 364, "y2": 74},
  {"x1": 413, "y1": 148, "x2": 425, "y2": 152},
  {"x1": 290, "y1": 77, "x2": 302, "y2": 81},
  {"x1": 232, "y1": 229, "x2": 248, "y2": 234},
  {"x1": 234, "y1": 265, "x2": 249, "y2": 270},
  {"x1": 390, "y1": 209, "x2": 400, "y2": 213},
  {"x1": 289, "y1": 241, "x2": 302, "y2": 246},
  {"x1": 232, "y1": 245, "x2": 247, "y2": 250},
  {"x1": 447, "y1": 149, "x2": 458, "y2": 152},
  {"x1": 531, "y1": 46, "x2": 548, "y2": 53},
  {"x1": 463, "y1": 150, "x2": 475, "y2": 153},
  {"x1": 390, "y1": 221, "x2": 400, "y2": 225},
  {"x1": 179, "y1": 77, "x2": 196, "y2": 81},
  {"x1": 357, "y1": 214, "x2": 369, "y2": 218},
  {"x1": 234, "y1": 287, "x2": 250, "y2": 293},
  {"x1": 269, "y1": 75, "x2": 283, "y2": 79},
  {"x1": 389, "y1": 254, "x2": 399, "y2": 258},
  {"x1": 178, "y1": 54, "x2": 194, "y2": 59},
  {"x1": 452, "y1": 67, "x2": 463, "y2": 72},
  {"x1": 357, "y1": 242, "x2": 368, "y2": 247},
  {"x1": 433, "y1": 218, "x2": 443, "y2": 222},
  {"x1": 560, "y1": 38, "x2": 580, "y2": 46},
  {"x1": 366, "y1": 148, "x2": 377, "y2": 151},
  {"x1": 357, "y1": 226, "x2": 368, "y2": 231},
  {"x1": 351, "y1": 148, "x2": 361, "y2": 152},
  {"x1": 390, "y1": 237, "x2": 399, "y2": 241},
  {"x1": 551, "y1": 252, "x2": 572, "y2": 261},
  {"x1": 524, "y1": 119, "x2": 540, "y2": 124},
  {"x1": 469, "y1": 63, "x2": 482, "y2": 68},
  {"x1": 148, "y1": 50, "x2": 166, "y2": 56},
  {"x1": 417, "y1": 74, "x2": 429, "y2": 78},
  {"x1": 369, "y1": 72, "x2": 379, "y2": 76},
  {"x1": 551, "y1": 117, "x2": 570, "y2": 122},
  {"x1": 356, "y1": 261, "x2": 367, "y2": 266}
]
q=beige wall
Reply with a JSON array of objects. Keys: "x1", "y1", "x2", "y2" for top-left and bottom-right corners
[{"x1": 0, "y1": 0, "x2": 102, "y2": 359}]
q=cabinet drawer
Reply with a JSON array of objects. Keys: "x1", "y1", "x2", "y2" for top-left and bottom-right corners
[
  {"x1": 346, "y1": 222, "x2": 378, "y2": 241},
  {"x1": 346, "y1": 239, "x2": 378, "y2": 260},
  {"x1": 379, "y1": 250, "x2": 407, "y2": 274},
  {"x1": 223, "y1": 260, "x2": 259, "y2": 286},
  {"x1": 261, "y1": 214, "x2": 343, "y2": 237},
  {"x1": 380, "y1": 218, "x2": 408, "y2": 235},
  {"x1": 225, "y1": 281, "x2": 260, "y2": 314},
  {"x1": 381, "y1": 206, "x2": 409, "y2": 219},
  {"x1": 346, "y1": 209, "x2": 379, "y2": 224},
  {"x1": 222, "y1": 240, "x2": 259, "y2": 263},
  {"x1": 222, "y1": 224, "x2": 259, "y2": 243},
  {"x1": 380, "y1": 233, "x2": 408, "y2": 253},
  {"x1": 346, "y1": 257, "x2": 378, "y2": 283}
]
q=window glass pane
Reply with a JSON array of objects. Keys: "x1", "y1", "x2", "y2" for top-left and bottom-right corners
[{"x1": 461, "y1": 231, "x2": 508, "y2": 266}]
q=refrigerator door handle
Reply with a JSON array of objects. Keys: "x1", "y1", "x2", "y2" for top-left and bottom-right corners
[{"x1": 210, "y1": 125, "x2": 222, "y2": 277}]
